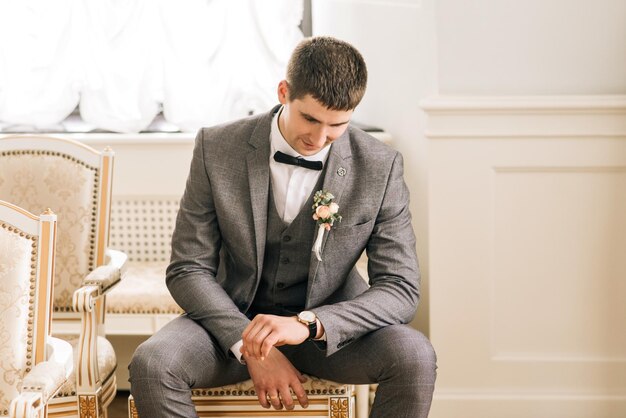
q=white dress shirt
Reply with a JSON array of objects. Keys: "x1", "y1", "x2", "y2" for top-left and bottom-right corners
[
  {"x1": 231, "y1": 107, "x2": 330, "y2": 362},
  {"x1": 269, "y1": 107, "x2": 330, "y2": 224}
]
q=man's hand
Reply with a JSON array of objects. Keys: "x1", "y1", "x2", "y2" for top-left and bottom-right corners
[
  {"x1": 245, "y1": 347, "x2": 309, "y2": 410},
  {"x1": 241, "y1": 314, "x2": 309, "y2": 360}
]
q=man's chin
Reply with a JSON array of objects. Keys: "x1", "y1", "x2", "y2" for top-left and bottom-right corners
[{"x1": 298, "y1": 144, "x2": 325, "y2": 156}]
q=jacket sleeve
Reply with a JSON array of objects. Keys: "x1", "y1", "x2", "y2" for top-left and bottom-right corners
[{"x1": 165, "y1": 129, "x2": 250, "y2": 355}]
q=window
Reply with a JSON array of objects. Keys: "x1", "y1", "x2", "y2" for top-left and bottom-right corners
[{"x1": 0, "y1": 0, "x2": 306, "y2": 134}]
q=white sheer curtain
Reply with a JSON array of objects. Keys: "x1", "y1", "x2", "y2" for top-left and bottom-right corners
[
  {"x1": 0, "y1": 0, "x2": 83, "y2": 129},
  {"x1": 0, "y1": 0, "x2": 303, "y2": 133}
]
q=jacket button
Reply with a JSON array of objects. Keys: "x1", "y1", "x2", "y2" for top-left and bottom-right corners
[
  {"x1": 281, "y1": 257, "x2": 290, "y2": 264},
  {"x1": 276, "y1": 282, "x2": 285, "y2": 289},
  {"x1": 283, "y1": 235, "x2": 292, "y2": 242}
]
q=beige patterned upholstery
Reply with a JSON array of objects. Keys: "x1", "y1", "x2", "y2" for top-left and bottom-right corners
[
  {"x1": 107, "y1": 197, "x2": 183, "y2": 317},
  {"x1": 0, "y1": 200, "x2": 71, "y2": 417},
  {"x1": 108, "y1": 197, "x2": 180, "y2": 264},
  {"x1": 0, "y1": 136, "x2": 126, "y2": 418},
  {"x1": 129, "y1": 375, "x2": 355, "y2": 418},
  {"x1": 107, "y1": 261, "x2": 182, "y2": 315},
  {"x1": 0, "y1": 150, "x2": 98, "y2": 311}
]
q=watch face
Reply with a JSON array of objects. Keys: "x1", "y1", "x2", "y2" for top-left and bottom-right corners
[{"x1": 298, "y1": 311, "x2": 316, "y2": 323}]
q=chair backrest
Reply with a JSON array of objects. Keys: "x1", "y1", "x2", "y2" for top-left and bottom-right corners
[
  {"x1": 109, "y1": 196, "x2": 179, "y2": 263},
  {"x1": 0, "y1": 136, "x2": 113, "y2": 313},
  {"x1": 0, "y1": 200, "x2": 56, "y2": 415}
]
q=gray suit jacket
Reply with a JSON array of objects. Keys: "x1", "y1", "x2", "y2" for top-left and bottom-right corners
[{"x1": 166, "y1": 106, "x2": 420, "y2": 357}]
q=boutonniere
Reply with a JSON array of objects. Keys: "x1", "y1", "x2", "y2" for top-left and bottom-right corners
[{"x1": 311, "y1": 190, "x2": 342, "y2": 261}]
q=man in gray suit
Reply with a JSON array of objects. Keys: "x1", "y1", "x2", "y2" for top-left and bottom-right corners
[{"x1": 130, "y1": 36, "x2": 436, "y2": 418}]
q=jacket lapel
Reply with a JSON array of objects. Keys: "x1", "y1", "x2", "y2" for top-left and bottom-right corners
[
  {"x1": 246, "y1": 107, "x2": 278, "y2": 280},
  {"x1": 307, "y1": 129, "x2": 353, "y2": 299}
]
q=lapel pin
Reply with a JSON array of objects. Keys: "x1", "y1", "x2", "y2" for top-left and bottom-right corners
[{"x1": 337, "y1": 167, "x2": 347, "y2": 177}]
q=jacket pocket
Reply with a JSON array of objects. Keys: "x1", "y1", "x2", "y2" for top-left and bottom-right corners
[{"x1": 332, "y1": 218, "x2": 374, "y2": 236}]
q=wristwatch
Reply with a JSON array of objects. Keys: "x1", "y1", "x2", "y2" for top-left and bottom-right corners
[{"x1": 296, "y1": 311, "x2": 318, "y2": 340}]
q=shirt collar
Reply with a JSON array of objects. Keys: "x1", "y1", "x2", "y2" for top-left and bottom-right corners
[{"x1": 270, "y1": 106, "x2": 331, "y2": 163}]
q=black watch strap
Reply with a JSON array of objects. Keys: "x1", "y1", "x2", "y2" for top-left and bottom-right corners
[{"x1": 307, "y1": 320, "x2": 317, "y2": 340}]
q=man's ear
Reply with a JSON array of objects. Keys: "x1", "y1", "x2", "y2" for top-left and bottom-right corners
[{"x1": 277, "y1": 80, "x2": 289, "y2": 105}]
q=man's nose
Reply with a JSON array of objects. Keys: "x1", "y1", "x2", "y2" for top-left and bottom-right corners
[{"x1": 312, "y1": 125, "x2": 328, "y2": 145}]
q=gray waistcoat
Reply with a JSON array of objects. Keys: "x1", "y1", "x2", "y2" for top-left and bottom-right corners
[{"x1": 249, "y1": 177, "x2": 323, "y2": 317}]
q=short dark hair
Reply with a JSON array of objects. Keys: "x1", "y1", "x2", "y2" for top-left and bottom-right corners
[{"x1": 286, "y1": 36, "x2": 368, "y2": 111}]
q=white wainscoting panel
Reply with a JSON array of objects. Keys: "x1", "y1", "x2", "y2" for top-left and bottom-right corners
[{"x1": 423, "y1": 96, "x2": 626, "y2": 418}]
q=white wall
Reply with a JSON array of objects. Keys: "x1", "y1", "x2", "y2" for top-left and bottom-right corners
[
  {"x1": 424, "y1": 96, "x2": 626, "y2": 418},
  {"x1": 312, "y1": 0, "x2": 437, "y2": 334},
  {"x1": 426, "y1": 1, "x2": 626, "y2": 416},
  {"x1": 437, "y1": 0, "x2": 626, "y2": 95}
]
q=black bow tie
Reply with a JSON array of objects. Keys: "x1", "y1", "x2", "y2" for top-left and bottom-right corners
[{"x1": 273, "y1": 151, "x2": 323, "y2": 171}]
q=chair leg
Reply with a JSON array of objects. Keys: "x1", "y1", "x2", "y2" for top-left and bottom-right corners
[
  {"x1": 128, "y1": 395, "x2": 139, "y2": 418},
  {"x1": 78, "y1": 394, "x2": 101, "y2": 418},
  {"x1": 355, "y1": 384, "x2": 369, "y2": 418},
  {"x1": 329, "y1": 395, "x2": 353, "y2": 418}
]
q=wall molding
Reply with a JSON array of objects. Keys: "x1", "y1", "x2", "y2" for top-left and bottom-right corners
[
  {"x1": 435, "y1": 389, "x2": 626, "y2": 401},
  {"x1": 2, "y1": 129, "x2": 392, "y2": 147},
  {"x1": 421, "y1": 95, "x2": 626, "y2": 139}
]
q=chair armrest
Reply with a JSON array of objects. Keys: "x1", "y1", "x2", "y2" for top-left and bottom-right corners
[
  {"x1": 10, "y1": 357, "x2": 69, "y2": 416},
  {"x1": 71, "y1": 250, "x2": 127, "y2": 393},
  {"x1": 74, "y1": 249, "x2": 127, "y2": 312},
  {"x1": 9, "y1": 391, "x2": 42, "y2": 418},
  {"x1": 9, "y1": 352, "x2": 74, "y2": 418},
  {"x1": 82, "y1": 249, "x2": 128, "y2": 294},
  {"x1": 20, "y1": 360, "x2": 68, "y2": 401},
  {"x1": 105, "y1": 248, "x2": 128, "y2": 276}
]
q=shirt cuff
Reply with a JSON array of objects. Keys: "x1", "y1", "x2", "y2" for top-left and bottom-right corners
[{"x1": 230, "y1": 340, "x2": 246, "y2": 364}]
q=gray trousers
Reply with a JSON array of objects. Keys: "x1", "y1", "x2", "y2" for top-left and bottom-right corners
[{"x1": 129, "y1": 315, "x2": 436, "y2": 418}]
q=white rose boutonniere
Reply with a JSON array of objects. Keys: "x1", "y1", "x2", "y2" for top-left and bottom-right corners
[{"x1": 311, "y1": 190, "x2": 342, "y2": 261}]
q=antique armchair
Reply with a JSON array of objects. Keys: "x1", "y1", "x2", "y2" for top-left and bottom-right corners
[
  {"x1": 0, "y1": 136, "x2": 126, "y2": 418},
  {"x1": 0, "y1": 200, "x2": 73, "y2": 418}
]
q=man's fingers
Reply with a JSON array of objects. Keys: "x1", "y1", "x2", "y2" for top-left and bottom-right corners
[
  {"x1": 242, "y1": 321, "x2": 263, "y2": 346},
  {"x1": 279, "y1": 387, "x2": 295, "y2": 410},
  {"x1": 251, "y1": 327, "x2": 272, "y2": 359},
  {"x1": 242, "y1": 319, "x2": 260, "y2": 340},
  {"x1": 261, "y1": 334, "x2": 280, "y2": 359},
  {"x1": 257, "y1": 391, "x2": 270, "y2": 409},
  {"x1": 267, "y1": 392, "x2": 283, "y2": 410},
  {"x1": 257, "y1": 390, "x2": 282, "y2": 410},
  {"x1": 293, "y1": 387, "x2": 309, "y2": 408},
  {"x1": 241, "y1": 314, "x2": 310, "y2": 359},
  {"x1": 243, "y1": 320, "x2": 270, "y2": 359},
  {"x1": 289, "y1": 374, "x2": 309, "y2": 409},
  {"x1": 247, "y1": 348, "x2": 308, "y2": 411}
]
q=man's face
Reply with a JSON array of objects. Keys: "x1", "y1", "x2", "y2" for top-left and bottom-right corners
[{"x1": 277, "y1": 80, "x2": 354, "y2": 156}]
